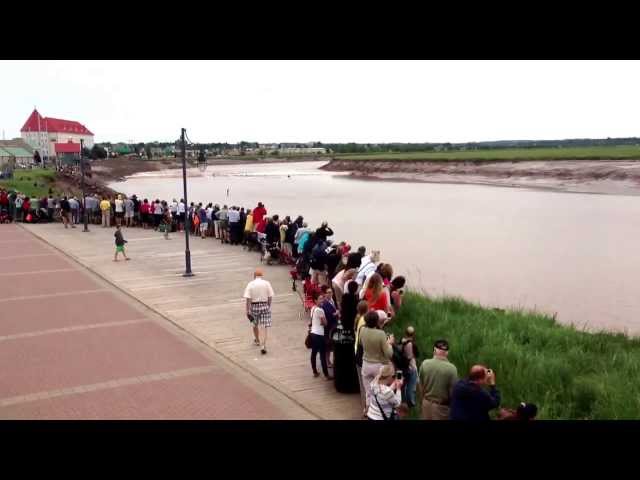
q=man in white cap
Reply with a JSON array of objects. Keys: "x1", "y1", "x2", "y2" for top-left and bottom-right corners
[{"x1": 243, "y1": 268, "x2": 275, "y2": 355}]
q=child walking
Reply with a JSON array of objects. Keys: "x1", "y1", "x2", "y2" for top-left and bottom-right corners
[{"x1": 114, "y1": 225, "x2": 130, "y2": 261}]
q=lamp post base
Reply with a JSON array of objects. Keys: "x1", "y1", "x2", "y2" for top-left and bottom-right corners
[{"x1": 182, "y1": 272, "x2": 195, "y2": 277}]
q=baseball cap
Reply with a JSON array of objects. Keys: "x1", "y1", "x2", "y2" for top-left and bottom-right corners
[{"x1": 434, "y1": 339, "x2": 449, "y2": 351}]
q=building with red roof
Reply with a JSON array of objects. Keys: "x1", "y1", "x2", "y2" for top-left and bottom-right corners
[{"x1": 20, "y1": 109, "x2": 94, "y2": 162}]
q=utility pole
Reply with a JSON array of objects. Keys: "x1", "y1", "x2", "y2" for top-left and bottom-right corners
[
  {"x1": 80, "y1": 139, "x2": 89, "y2": 232},
  {"x1": 181, "y1": 128, "x2": 193, "y2": 277}
]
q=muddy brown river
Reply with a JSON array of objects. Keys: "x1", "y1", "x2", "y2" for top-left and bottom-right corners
[{"x1": 110, "y1": 161, "x2": 640, "y2": 335}]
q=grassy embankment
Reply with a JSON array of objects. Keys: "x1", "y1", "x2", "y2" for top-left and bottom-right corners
[
  {"x1": 0, "y1": 168, "x2": 56, "y2": 197},
  {"x1": 387, "y1": 292, "x2": 640, "y2": 420},
  {"x1": 335, "y1": 145, "x2": 640, "y2": 162}
]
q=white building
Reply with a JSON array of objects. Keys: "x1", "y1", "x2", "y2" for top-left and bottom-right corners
[{"x1": 20, "y1": 109, "x2": 94, "y2": 161}]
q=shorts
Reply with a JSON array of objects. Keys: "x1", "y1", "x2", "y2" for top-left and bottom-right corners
[
  {"x1": 200, "y1": 222, "x2": 208, "y2": 231},
  {"x1": 179, "y1": 212, "x2": 186, "y2": 223},
  {"x1": 115, "y1": 211, "x2": 124, "y2": 218},
  {"x1": 125, "y1": 211, "x2": 134, "y2": 218},
  {"x1": 142, "y1": 213, "x2": 150, "y2": 223},
  {"x1": 116, "y1": 245, "x2": 125, "y2": 253},
  {"x1": 249, "y1": 302, "x2": 272, "y2": 328}
]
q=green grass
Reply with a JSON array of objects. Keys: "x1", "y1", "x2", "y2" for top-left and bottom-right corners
[
  {"x1": 335, "y1": 145, "x2": 640, "y2": 162},
  {"x1": 0, "y1": 168, "x2": 56, "y2": 198},
  {"x1": 387, "y1": 292, "x2": 640, "y2": 420}
]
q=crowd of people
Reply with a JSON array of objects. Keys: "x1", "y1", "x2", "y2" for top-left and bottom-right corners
[{"x1": 0, "y1": 187, "x2": 538, "y2": 421}]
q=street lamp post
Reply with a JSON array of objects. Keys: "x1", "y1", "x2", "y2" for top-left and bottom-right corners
[
  {"x1": 80, "y1": 139, "x2": 89, "y2": 232},
  {"x1": 181, "y1": 128, "x2": 193, "y2": 277}
]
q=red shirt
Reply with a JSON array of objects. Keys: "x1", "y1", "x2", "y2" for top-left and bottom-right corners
[
  {"x1": 22, "y1": 200, "x2": 30, "y2": 211},
  {"x1": 256, "y1": 219, "x2": 267, "y2": 234},
  {"x1": 141, "y1": 203, "x2": 149, "y2": 214},
  {"x1": 365, "y1": 288, "x2": 389, "y2": 312},
  {"x1": 0, "y1": 192, "x2": 8, "y2": 206},
  {"x1": 253, "y1": 206, "x2": 267, "y2": 225}
]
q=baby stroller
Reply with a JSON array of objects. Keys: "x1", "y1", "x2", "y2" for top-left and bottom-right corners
[
  {"x1": 244, "y1": 231, "x2": 261, "y2": 252},
  {"x1": 0, "y1": 210, "x2": 11, "y2": 224},
  {"x1": 261, "y1": 241, "x2": 281, "y2": 265}
]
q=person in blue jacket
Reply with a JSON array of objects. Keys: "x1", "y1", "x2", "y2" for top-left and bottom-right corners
[{"x1": 450, "y1": 365, "x2": 501, "y2": 420}]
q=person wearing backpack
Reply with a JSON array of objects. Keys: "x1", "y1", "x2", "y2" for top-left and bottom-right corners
[
  {"x1": 400, "y1": 326, "x2": 419, "y2": 409},
  {"x1": 367, "y1": 364, "x2": 403, "y2": 421}
]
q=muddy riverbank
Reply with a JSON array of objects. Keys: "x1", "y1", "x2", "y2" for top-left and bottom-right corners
[{"x1": 321, "y1": 159, "x2": 640, "y2": 195}]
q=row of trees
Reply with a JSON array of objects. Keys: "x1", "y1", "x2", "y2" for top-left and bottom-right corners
[{"x1": 94, "y1": 137, "x2": 640, "y2": 158}]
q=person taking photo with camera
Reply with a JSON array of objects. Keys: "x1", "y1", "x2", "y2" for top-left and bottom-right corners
[{"x1": 449, "y1": 365, "x2": 501, "y2": 421}]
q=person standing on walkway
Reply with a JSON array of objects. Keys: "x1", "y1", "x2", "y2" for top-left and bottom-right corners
[
  {"x1": 124, "y1": 196, "x2": 134, "y2": 227},
  {"x1": 113, "y1": 225, "x2": 130, "y2": 261},
  {"x1": 161, "y1": 206, "x2": 172, "y2": 240},
  {"x1": 178, "y1": 198, "x2": 186, "y2": 232},
  {"x1": 309, "y1": 292, "x2": 332, "y2": 380},
  {"x1": 69, "y1": 196, "x2": 79, "y2": 225},
  {"x1": 100, "y1": 196, "x2": 111, "y2": 228},
  {"x1": 227, "y1": 205, "x2": 240, "y2": 244},
  {"x1": 60, "y1": 196, "x2": 73, "y2": 228},
  {"x1": 449, "y1": 365, "x2": 500, "y2": 421},
  {"x1": 418, "y1": 339, "x2": 457, "y2": 420},
  {"x1": 243, "y1": 268, "x2": 274, "y2": 355},
  {"x1": 359, "y1": 311, "x2": 394, "y2": 410},
  {"x1": 46, "y1": 194, "x2": 55, "y2": 222},
  {"x1": 114, "y1": 194, "x2": 124, "y2": 227}
]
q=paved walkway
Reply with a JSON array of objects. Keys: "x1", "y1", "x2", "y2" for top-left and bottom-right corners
[
  {"x1": 16, "y1": 223, "x2": 362, "y2": 419},
  {"x1": 0, "y1": 223, "x2": 317, "y2": 419}
]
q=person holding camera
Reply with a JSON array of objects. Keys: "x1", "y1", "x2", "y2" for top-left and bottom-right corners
[
  {"x1": 243, "y1": 268, "x2": 275, "y2": 355},
  {"x1": 359, "y1": 311, "x2": 394, "y2": 411},
  {"x1": 449, "y1": 365, "x2": 501, "y2": 421},
  {"x1": 366, "y1": 364, "x2": 403, "y2": 421}
]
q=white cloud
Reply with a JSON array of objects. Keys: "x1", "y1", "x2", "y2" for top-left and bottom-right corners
[{"x1": 1, "y1": 60, "x2": 639, "y2": 144}]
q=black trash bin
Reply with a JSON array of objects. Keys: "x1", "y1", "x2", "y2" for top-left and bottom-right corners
[{"x1": 332, "y1": 326, "x2": 360, "y2": 394}]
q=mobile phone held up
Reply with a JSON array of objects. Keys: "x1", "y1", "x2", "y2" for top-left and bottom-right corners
[{"x1": 395, "y1": 371, "x2": 403, "y2": 380}]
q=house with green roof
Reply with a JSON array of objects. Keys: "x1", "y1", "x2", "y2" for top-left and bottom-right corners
[{"x1": 0, "y1": 140, "x2": 34, "y2": 168}]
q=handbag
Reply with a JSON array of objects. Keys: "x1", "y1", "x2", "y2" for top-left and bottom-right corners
[
  {"x1": 373, "y1": 392, "x2": 399, "y2": 421},
  {"x1": 355, "y1": 325, "x2": 364, "y2": 367},
  {"x1": 305, "y1": 324, "x2": 312, "y2": 349}
]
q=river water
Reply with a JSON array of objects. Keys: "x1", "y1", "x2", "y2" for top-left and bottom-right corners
[{"x1": 110, "y1": 161, "x2": 640, "y2": 335}]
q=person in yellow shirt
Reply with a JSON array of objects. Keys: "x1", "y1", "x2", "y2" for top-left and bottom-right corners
[
  {"x1": 243, "y1": 209, "x2": 253, "y2": 244},
  {"x1": 100, "y1": 197, "x2": 112, "y2": 228}
]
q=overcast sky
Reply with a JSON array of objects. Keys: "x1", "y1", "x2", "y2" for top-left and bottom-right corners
[{"x1": 1, "y1": 60, "x2": 640, "y2": 144}]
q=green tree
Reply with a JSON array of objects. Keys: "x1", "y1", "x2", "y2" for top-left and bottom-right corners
[{"x1": 90, "y1": 145, "x2": 107, "y2": 159}]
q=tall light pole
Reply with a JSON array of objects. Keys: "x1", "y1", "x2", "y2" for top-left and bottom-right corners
[
  {"x1": 181, "y1": 128, "x2": 193, "y2": 277},
  {"x1": 80, "y1": 139, "x2": 89, "y2": 232}
]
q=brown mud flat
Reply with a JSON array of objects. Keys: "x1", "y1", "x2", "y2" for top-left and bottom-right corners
[{"x1": 322, "y1": 159, "x2": 640, "y2": 196}]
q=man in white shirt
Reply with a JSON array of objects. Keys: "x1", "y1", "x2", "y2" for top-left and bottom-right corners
[
  {"x1": 177, "y1": 199, "x2": 186, "y2": 231},
  {"x1": 114, "y1": 195, "x2": 124, "y2": 227},
  {"x1": 227, "y1": 206, "x2": 240, "y2": 245},
  {"x1": 243, "y1": 268, "x2": 275, "y2": 355}
]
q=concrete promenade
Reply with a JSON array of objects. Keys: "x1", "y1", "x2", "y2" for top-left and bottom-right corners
[{"x1": 9, "y1": 222, "x2": 361, "y2": 419}]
